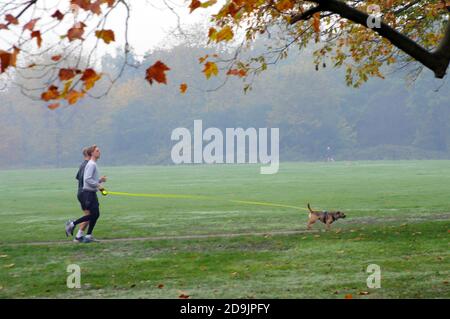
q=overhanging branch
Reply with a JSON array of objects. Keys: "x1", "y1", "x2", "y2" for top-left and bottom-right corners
[{"x1": 290, "y1": 0, "x2": 450, "y2": 79}]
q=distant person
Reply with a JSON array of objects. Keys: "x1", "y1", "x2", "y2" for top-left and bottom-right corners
[
  {"x1": 73, "y1": 147, "x2": 92, "y2": 243},
  {"x1": 66, "y1": 145, "x2": 107, "y2": 243},
  {"x1": 326, "y1": 146, "x2": 334, "y2": 162}
]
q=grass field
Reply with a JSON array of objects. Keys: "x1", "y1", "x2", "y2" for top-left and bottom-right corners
[{"x1": 0, "y1": 161, "x2": 449, "y2": 298}]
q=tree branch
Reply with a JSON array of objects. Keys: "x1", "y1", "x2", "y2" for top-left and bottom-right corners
[
  {"x1": 290, "y1": 5, "x2": 322, "y2": 24},
  {"x1": 290, "y1": 0, "x2": 450, "y2": 79}
]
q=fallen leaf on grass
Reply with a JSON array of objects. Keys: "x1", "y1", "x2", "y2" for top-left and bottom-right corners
[
  {"x1": 443, "y1": 281, "x2": 448, "y2": 285},
  {"x1": 359, "y1": 291, "x2": 370, "y2": 295},
  {"x1": 344, "y1": 294, "x2": 353, "y2": 299},
  {"x1": 179, "y1": 293, "x2": 190, "y2": 299},
  {"x1": 157, "y1": 284, "x2": 164, "y2": 289}
]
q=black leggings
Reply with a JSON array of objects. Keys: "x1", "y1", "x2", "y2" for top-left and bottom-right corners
[
  {"x1": 73, "y1": 207, "x2": 100, "y2": 235},
  {"x1": 73, "y1": 192, "x2": 100, "y2": 235}
]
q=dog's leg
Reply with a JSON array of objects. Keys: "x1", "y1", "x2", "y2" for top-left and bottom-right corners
[{"x1": 307, "y1": 214, "x2": 317, "y2": 230}]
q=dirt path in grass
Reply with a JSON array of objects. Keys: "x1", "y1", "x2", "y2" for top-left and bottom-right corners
[{"x1": 2, "y1": 213, "x2": 449, "y2": 247}]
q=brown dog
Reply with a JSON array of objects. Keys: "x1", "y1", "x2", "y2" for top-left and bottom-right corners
[{"x1": 307, "y1": 203, "x2": 346, "y2": 230}]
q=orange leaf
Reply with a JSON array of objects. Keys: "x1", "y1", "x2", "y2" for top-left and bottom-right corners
[
  {"x1": 51, "y1": 10, "x2": 64, "y2": 21},
  {"x1": 0, "y1": 51, "x2": 12, "y2": 73},
  {"x1": 344, "y1": 294, "x2": 353, "y2": 299},
  {"x1": 71, "y1": 0, "x2": 91, "y2": 10},
  {"x1": 81, "y1": 68, "x2": 101, "y2": 90},
  {"x1": 51, "y1": 55, "x2": 62, "y2": 62},
  {"x1": 276, "y1": 0, "x2": 294, "y2": 11},
  {"x1": 199, "y1": 54, "x2": 209, "y2": 64},
  {"x1": 145, "y1": 61, "x2": 170, "y2": 85},
  {"x1": 312, "y1": 12, "x2": 320, "y2": 33},
  {"x1": 66, "y1": 90, "x2": 85, "y2": 105},
  {"x1": 95, "y1": 29, "x2": 115, "y2": 44},
  {"x1": 189, "y1": 0, "x2": 201, "y2": 13},
  {"x1": 5, "y1": 14, "x2": 18, "y2": 25},
  {"x1": 31, "y1": 30, "x2": 42, "y2": 48},
  {"x1": 202, "y1": 61, "x2": 218, "y2": 79},
  {"x1": 89, "y1": 1, "x2": 102, "y2": 15},
  {"x1": 180, "y1": 83, "x2": 188, "y2": 94},
  {"x1": 59, "y1": 68, "x2": 76, "y2": 81},
  {"x1": 41, "y1": 85, "x2": 60, "y2": 101},
  {"x1": 0, "y1": 24, "x2": 8, "y2": 30},
  {"x1": 23, "y1": 18, "x2": 39, "y2": 31},
  {"x1": 215, "y1": 26, "x2": 234, "y2": 42},
  {"x1": 178, "y1": 294, "x2": 190, "y2": 299},
  {"x1": 157, "y1": 284, "x2": 164, "y2": 289},
  {"x1": 67, "y1": 22, "x2": 86, "y2": 41},
  {"x1": 0, "y1": 47, "x2": 19, "y2": 73},
  {"x1": 48, "y1": 103, "x2": 60, "y2": 110},
  {"x1": 227, "y1": 69, "x2": 246, "y2": 77}
]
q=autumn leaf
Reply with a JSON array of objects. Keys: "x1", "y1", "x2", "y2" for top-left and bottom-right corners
[
  {"x1": 51, "y1": 10, "x2": 64, "y2": 21},
  {"x1": 359, "y1": 291, "x2": 370, "y2": 295},
  {"x1": 0, "y1": 47, "x2": 19, "y2": 73},
  {"x1": 189, "y1": 0, "x2": 201, "y2": 13},
  {"x1": 89, "y1": 1, "x2": 102, "y2": 15},
  {"x1": 203, "y1": 61, "x2": 218, "y2": 79},
  {"x1": 157, "y1": 284, "x2": 164, "y2": 289},
  {"x1": 51, "y1": 55, "x2": 62, "y2": 62},
  {"x1": 215, "y1": 26, "x2": 234, "y2": 42},
  {"x1": 145, "y1": 61, "x2": 170, "y2": 85},
  {"x1": 41, "y1": 85, "x2": 60, "y2": 101},
  {"x1": 5, "y1": 14, "x2": 18, "y2": 25},
  {"x1": 23, "y1": 18, "x2": 39, "y2": 31},
  {"x1": 95, "y1": 29, "x2": 115, "y2": 44},
  {"x1": 67, "y1": 22, "x2": 86, "y2": 41},
  {"x1": 178, "y1": 293, "x2": 190, "y2": 299},
  {"x1": 276, "y1": 0, "x2": 294, "y2": 11},
  {"x1": 313, "y1": 12, "x2": 321, "y2": 33},
  {"x1": 71, "y1": 0, "x2": 91, "y2": 10},
  {"x1": 0, "y1": 24, "x2": 8, "y2": 30},
  {"x1": 227, "y1": 69, "x2": 247, "y2": 77},
  {"x1": 81, "y1": 68, "x2": 101, "y2": 90},
  {"x1": 31, "y1": 30, "x2": 42, "y2": 48},
  {"x1": 199, "y1": 54, "x2": 209, "y2": 64},
  {"x1": 344, "y1": 294, "x2": 353, "y2": 299},
  {"x1": 66, "y1": 90, "x2": 85, "y2": 105},
  {"x1": 60, "y1": 80, "x2": 73, "y2": 99},
  {"x1": 58, "y1": 68, "x2": 76, "y2": 81},
  {"x1": 180, "y1": 83, "x2": 188, "y2": 94},
  {"x1": 48, "y1": 103, "x2": 60, "y2": 110}
]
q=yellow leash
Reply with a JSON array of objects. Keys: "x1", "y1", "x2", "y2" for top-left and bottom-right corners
[{"x1": 101, "y1": 190, "x2": 308, "y2": 211}]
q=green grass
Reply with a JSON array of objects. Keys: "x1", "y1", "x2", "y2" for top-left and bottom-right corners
[{"x1": 0, "y1": 161, "x2": 449, "y2": 298}]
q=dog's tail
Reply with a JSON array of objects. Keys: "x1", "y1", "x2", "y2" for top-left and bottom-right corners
[{"x1": 307, "y1": 203, "x2": 314, "y2": 214}]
